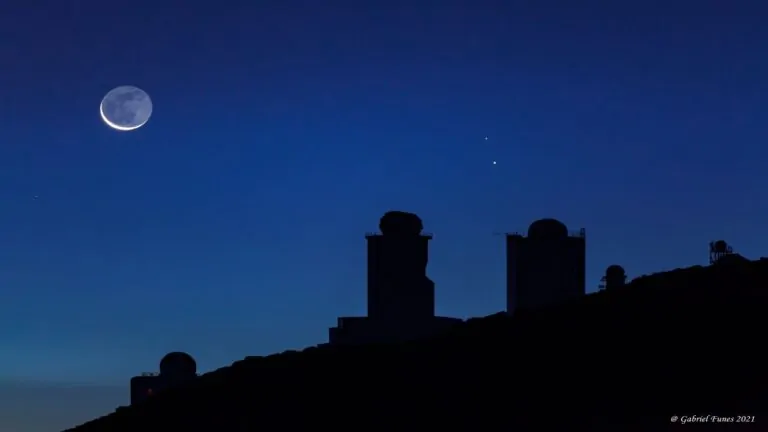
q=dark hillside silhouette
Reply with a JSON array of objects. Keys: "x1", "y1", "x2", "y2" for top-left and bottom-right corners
[{"x1": 65, "y1": 256, "x2": 768, "y2": 431}]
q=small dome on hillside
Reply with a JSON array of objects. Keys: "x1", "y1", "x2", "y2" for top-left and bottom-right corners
[
  {"x1": 606, "y1": 265, "x2": 626, "y2": 277},
  {"x1": 159, "y1": 352, "x2": 197, "y2": 378}
]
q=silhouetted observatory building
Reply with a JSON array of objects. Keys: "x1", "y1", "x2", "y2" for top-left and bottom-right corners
[
  {"x1": 328, "y1": 211, "x2": 462, "y2": 345},
  {"x1": 506, "y1": 218, "x2": 586, "y2": 313},
  {"x1": 130, "y1": 352, "x2": 198, "y2": 405}
]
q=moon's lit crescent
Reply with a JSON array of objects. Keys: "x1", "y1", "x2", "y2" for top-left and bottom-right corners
[
  {"x1": 99, "y1": 101, "x2": 145, "y2": 131},
  {"x1": 99, "y1": 85, "x2": 152, "y2": 131}
]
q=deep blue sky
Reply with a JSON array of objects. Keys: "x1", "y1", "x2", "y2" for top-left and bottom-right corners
[{"x1": 2, "y1": 0, "x2": 768, "y2": 429}]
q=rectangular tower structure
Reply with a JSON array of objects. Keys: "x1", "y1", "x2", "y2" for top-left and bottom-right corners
[
  {"x1": 506, "y1": 220, "x2": 586, "y2": 313},
  {"x1": 366, "y1": 233, "x2": 434, "y2": 321},
  {"x1": 328, "y1": 211, "x2": 462, "y2": 346}
]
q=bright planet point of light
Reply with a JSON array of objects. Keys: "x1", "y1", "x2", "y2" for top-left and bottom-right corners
[{"x1": 99, "y1": 85, "x2": 153, "y2": 131}]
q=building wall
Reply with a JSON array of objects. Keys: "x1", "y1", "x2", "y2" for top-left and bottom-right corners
[
  {"x1": 130, "y1": 375, "x2": 164, "y2": 406},
  {"x1": 506, "y1": 235, "x2": 585, "y2": 313},
  {"x1": 130, "y1": 371, "x2": 197, "y2": 405},
  {"x1": 366, "y1": 234, "x2": 434, "y2": 320}
]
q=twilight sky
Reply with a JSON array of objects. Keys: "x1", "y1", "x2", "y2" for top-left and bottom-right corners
[{"x1": 1, "y1": 0, "x2": 768, "y2": 430}]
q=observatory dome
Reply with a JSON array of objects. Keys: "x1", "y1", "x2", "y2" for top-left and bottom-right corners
[
  {"x1": 527, "y1": 218, "x2": 568, "y2": 239},
  {"x1": 606, "y1": 265, "x2": 626, "y2": 277},
  {"x1": 713, "y1": 240, "x2": 729, "y2": 253},
  {"x1": 379, "y1": 211, "x2": 423, "y2": 236},
  {"x1": 159, "y1": 352, "x2": 197, "y2": 378}
]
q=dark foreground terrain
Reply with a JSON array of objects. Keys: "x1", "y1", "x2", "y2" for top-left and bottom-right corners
[{"x1": 66, "y1": 257, "x2": 768, "y2": 431}]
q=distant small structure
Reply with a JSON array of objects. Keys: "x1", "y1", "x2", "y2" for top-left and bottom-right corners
[
  {"x1": 709, "y1": 240, "x2": 734, "y2": 264},
  {"x1": 599, "y1": 265, "x2": 627, "y2": 291},
  {"x1": 130, "y1": 352, "x2": 198, "y2": 405}
]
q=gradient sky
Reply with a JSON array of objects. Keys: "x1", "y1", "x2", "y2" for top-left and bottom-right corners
[{"x1": 2, "y1": 0, "x2": 768, "y2": 430}]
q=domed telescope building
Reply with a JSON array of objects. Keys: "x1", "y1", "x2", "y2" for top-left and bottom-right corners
[
  {"x1": 328, "y1": 211, "x2": 462, "y2": 345},
  {"x1": 505, "y1": 218, "x2": 586, "y2": 313},
  {"x1": 129, "y1": 351, "x2": 198, "y2": 405}
]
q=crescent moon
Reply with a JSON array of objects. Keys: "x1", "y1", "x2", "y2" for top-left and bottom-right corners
[
  {"x1": 99, "y1": 102, "x2": 144, "y2": 131},
  {"x1": 99, "y1": 85, "x2": 153, "y2": 131}
]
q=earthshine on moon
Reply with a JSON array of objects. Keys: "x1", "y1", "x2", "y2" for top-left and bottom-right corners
[{"x1": 99, "y1": 85, "x2": 153, "y2": 131}]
